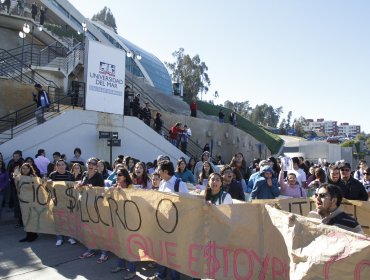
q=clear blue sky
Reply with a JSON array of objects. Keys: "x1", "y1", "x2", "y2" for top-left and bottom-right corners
[{"x1": 69, "y1": 0, "x2": 370, "y2": 133}]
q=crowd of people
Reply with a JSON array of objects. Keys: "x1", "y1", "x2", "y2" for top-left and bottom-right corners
[{"x1": 0, "y1": 146, "x2": 369, "y2": 279}]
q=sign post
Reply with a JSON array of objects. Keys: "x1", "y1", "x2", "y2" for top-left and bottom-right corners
[{"x1": 99, "y1": 131, "x2": 121, "y2": 166}]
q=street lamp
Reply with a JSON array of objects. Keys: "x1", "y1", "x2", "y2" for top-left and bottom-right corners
[
  {"x1": 19, "y1": 30, "x2": 26, "y2": 82},
  {"x1": 126, "y1": 50, "x2": 141, "y2": 93}
]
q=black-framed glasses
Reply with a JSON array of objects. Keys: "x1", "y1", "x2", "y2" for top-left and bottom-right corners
[
  {"x1": 315, "y1": 193, "x2": 329, "y2": 199},
  {"x1": 340, "y1": 168, "x2": 350, "y2": 172},
  {"x1": 87, "y1": 162, "x2": 97, "y2": 166}
]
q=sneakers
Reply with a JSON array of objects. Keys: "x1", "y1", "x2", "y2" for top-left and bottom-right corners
[
  {"x1": 56, "y1": 239, "x2": 63, "y2": 246},
  {"x1": 79, "y1": 251, "x2": 95, "y2": 259},
  {"x1": 68, "y1": 238, "x2": 77, "y2": 245},
  {"x1": 111, "y1": 266, "x2": 125, "y2": 273},
  {"x1": 96, "y1": 254, "x2": 108, "y2": 264},
  {"x1": 123, "y1": 272, "x2": 136, "y2": 280}
]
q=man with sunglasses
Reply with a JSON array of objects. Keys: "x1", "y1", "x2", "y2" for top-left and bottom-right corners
[
  {"x1": 338, "y1": 162, "x2": 368, "y2": 201},
  {"x1": 308, "y1": 184, "x2": 363, "y2": 234}
]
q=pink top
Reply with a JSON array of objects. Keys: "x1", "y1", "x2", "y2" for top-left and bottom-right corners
[{"x1": 279, "y1": 171, "x2": 307, "y2": 198}]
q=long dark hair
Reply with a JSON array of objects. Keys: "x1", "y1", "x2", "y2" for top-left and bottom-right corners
[
  {"x1": 205, "y1": 173, "x2": 223, "y2": 201},
  {"x1": 0, "y1": 160, "x2": 5, "y2": 173},
  {"x1": 117, "y1": 168, "x2": 133, "y2": 186},
  {"x1": 198, "y1": 161, "x2": 214, "y2": 184},
  {"x1": 131, "y1": 162, "x2": 150, "y2": 188},
  {"x1": 21, "y1": 163, "x2": 37, "y2": 177}
]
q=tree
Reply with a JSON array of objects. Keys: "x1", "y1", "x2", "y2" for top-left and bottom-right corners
[
  {"x1": 165, "y1": 48, "x2": 211, "y2": 100},
  {"x1": 224, "y1": 100, "x2": 234, "y2": 110},
  {"x1": 286, "y1": 111, "x2": 292, "y2": 130},
  {"x1": 279, "y1": 118, "x2": 287, "y2": 135},
  {"x1": 91, "y1": 7, "x2": 117, "y2": 33},
  {"x1": 249, "y1": 104, "x2": 282, "y2": 128},
  {"x1": 293, "y1": 117, "x2": 306, "y2": 137}
]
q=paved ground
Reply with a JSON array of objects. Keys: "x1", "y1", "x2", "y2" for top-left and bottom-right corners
[{"x1": 0, "y1": 207, "x2": 191, "y2": 280}]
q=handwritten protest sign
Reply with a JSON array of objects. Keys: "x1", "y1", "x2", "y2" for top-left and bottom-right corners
[{"x1": 18, "y1": 176, "x2": 370, "y2": 279}]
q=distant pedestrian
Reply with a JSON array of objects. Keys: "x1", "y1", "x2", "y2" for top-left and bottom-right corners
[
  {"x1": 230, "y1": 110, "x2": 237, "y2": 126},
  {"x1": 31, "y1": 2, "x2": 37, "y2": 20},
  {"x1": 142, "y1": 102, "x2": 151, "y2": 126},
  {"x1": 39, "y1": 6, "x2": 46, "y2": 25},
  {"x1": 190, "y1": 98, "x2": 197, "y2": 117},
  {"x1": 218, "y1": 108, "x2": 225, "y2": 123},
  {"x1": 33, "y1": 83, "x2": 50, "y2": 125},
  {"x1": 154, "y1": 112, "x2": 163, "y2": 135}
]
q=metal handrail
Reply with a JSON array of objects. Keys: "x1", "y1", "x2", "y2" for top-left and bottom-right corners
[
  {"x1": 0, "y1": 92, "x2": 86, "y2": 145},
  {"x1": 0, "y1": 47, "x2": 59, "y2": 88}
]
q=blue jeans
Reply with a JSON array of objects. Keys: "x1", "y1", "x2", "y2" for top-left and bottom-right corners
[{"x1": 156, "y1": 265, "x2": 180, "y2": 280}]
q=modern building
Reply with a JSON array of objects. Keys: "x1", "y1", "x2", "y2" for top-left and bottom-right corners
[
  {"x1": 304, "y1": 119, "x2": 360, "y2": 136},
  {"x1": 338, "y1": 123, "x2": 361, "y2": 136},
  {"x1": 0, "y1": 0, "x2": 173, "y2": 95}
]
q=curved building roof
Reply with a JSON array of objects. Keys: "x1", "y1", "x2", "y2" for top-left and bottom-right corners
[
  {"x1": 37, "y1": 0, "x2": 173, "y2": 95},
  {"x1": 91, "y1": 22, "x2": 173, "y2": 95}
]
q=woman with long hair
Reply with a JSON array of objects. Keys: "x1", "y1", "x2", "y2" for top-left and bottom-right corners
[
  {"x1": 97, "y1": 160, "x2": 109, "y2": 179},
  {"x1": 198, "y1": 161, "x2": 214, "y2": 186},
  {"x1": 16, "y1": 163, "x2": 39, "y2": 242},
  {"x1": 24, "y1": 157, "x2": 41, "y2": 177},
  {"x1": 187, "y1": 157, "x2": 196, "y2": 174},
  {"x1": 71, "y1": 163, "x2": 83, "y2": 181},
  {"x1": 131, "y1": 162, "x2": 152, "y2": 189},
  {"x1": 175, "y1": 158, "x2": 195, "y2": 184},
  {"x1": 229, "y1": 152, "x2": 251, "y2": 181},
  {"x1": 205, "y1": 173, "x2": 233, "y2": 205},
  {"x1": 114, "y1": 168, "x2": 133, "y2": 189}
]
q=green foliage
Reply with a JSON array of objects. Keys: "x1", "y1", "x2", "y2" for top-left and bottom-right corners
[
  {"x1": 165, "y1": 48, "x2": 211, "y2": 100},
  {"x1": 44, "y1": 24, "x2": 83, "y2": 41},
  {"x1": 286, "y1": 111, "x2": 292, "y2": 130},
  {"x1": 91, "y1": 6, "x2": 117, "y2": 33},
  {"x1": 341, "y1": 140, "x2": 355, "y2": 147},
  {"x1": 196, "y1": 101, "x2": 283, "y2": 154},
  {"x1": 249, "y1": 104, "x2": 282, "y2": 128}
]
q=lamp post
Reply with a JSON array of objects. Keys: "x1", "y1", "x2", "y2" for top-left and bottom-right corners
[
  {"x1": 126, "y1": 50, "x2": 141, "y2": 93},
  {"x1": 23, "y1": 23, "x2": 31, "y2": 65},
  {"x1": 18, "y1": 30, "x2": 26, "y2": 82}
]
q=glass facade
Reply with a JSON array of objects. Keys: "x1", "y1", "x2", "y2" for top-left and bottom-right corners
[{"x1": 92, "y1": 23, "x2": 173, "y2": 95}]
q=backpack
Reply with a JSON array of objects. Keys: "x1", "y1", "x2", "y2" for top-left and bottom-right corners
[{"x1": 174, "y1": 178, "x2": 182, "y2": 192}]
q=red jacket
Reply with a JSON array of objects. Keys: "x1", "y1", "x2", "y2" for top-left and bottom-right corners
[{"x1": 190, "y1": 101, "x2": 197, "y2": 111}]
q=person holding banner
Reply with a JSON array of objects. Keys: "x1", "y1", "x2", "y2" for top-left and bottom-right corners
[
  {"x1": 149, "y1": 160, "x2": 188, "y2": 280},
  {"x1": 33, "y1": 84, "x2": 50, "y2": 125},
  {"x1": 77, "y1": 158, "x2": 108, "y2": 263},
  {"x1": 205, "y1": 173, "x2": 233, "y2": 205},
  {"x1": 307, "y1": 184, "x2": 364, "y2": 234},
  {"x1": 16, "y1": 163, "x2": 39, "y2": 242}
]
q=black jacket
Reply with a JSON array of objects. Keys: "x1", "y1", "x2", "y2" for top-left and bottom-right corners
[{"x1": 339, "y1": 177, "x2": 368, "y2": 201}]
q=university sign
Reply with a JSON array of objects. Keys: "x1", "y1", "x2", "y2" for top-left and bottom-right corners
[{"x1": 85, "y1": 40, "x2": 126, "y2": 114}]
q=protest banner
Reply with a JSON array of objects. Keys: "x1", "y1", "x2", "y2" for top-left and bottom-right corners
[{"x1": 18, "y1": 176, "x2": 370, "y2": 279}]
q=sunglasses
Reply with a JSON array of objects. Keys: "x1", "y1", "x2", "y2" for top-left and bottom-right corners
[
  {"x1": 87, "y1": 162, "x2": 97, "y2": 166},
  {"x1": 117, "y1": 173, "x2": 124, "y2": 177},
  {"x1": 314, "y1": 193, "x2": 329, "y2": 199}
]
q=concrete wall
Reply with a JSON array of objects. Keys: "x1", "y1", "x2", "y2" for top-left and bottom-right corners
[
  {"x1": 292, "y1": 141, "x2": 353, "y2": 165},
  {"x1": 160, "y1": 112, "x2": 271, "y2": 164},
  {"x1": 0, "y1": 79, "x2": 36, "y2": 116},
  {"x1": 0, "y1": 110, "x2": 186, "y2": 165}
]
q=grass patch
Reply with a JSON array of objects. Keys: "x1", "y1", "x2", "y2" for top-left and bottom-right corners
[{"x1": 197, "y1": 101, "x2": 283, "y2": 154}]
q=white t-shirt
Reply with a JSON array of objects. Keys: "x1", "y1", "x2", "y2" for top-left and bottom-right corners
[
  {"x1": 34, "y1": 155, "x2": 50, "y2": 176},
  {"x1": 295, "y1": 168, "x2": 307, "y2": 187},
  {"x1": 213, "y1": 192, "x2": 233, "y2": 205},
  {"x1": 159, "y1": 176, "x2": 189, "y2": 193}
]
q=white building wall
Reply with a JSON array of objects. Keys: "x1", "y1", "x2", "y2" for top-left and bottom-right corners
[{"x1": 1, "y1": 110, "x2": 186, "y2": 164}]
